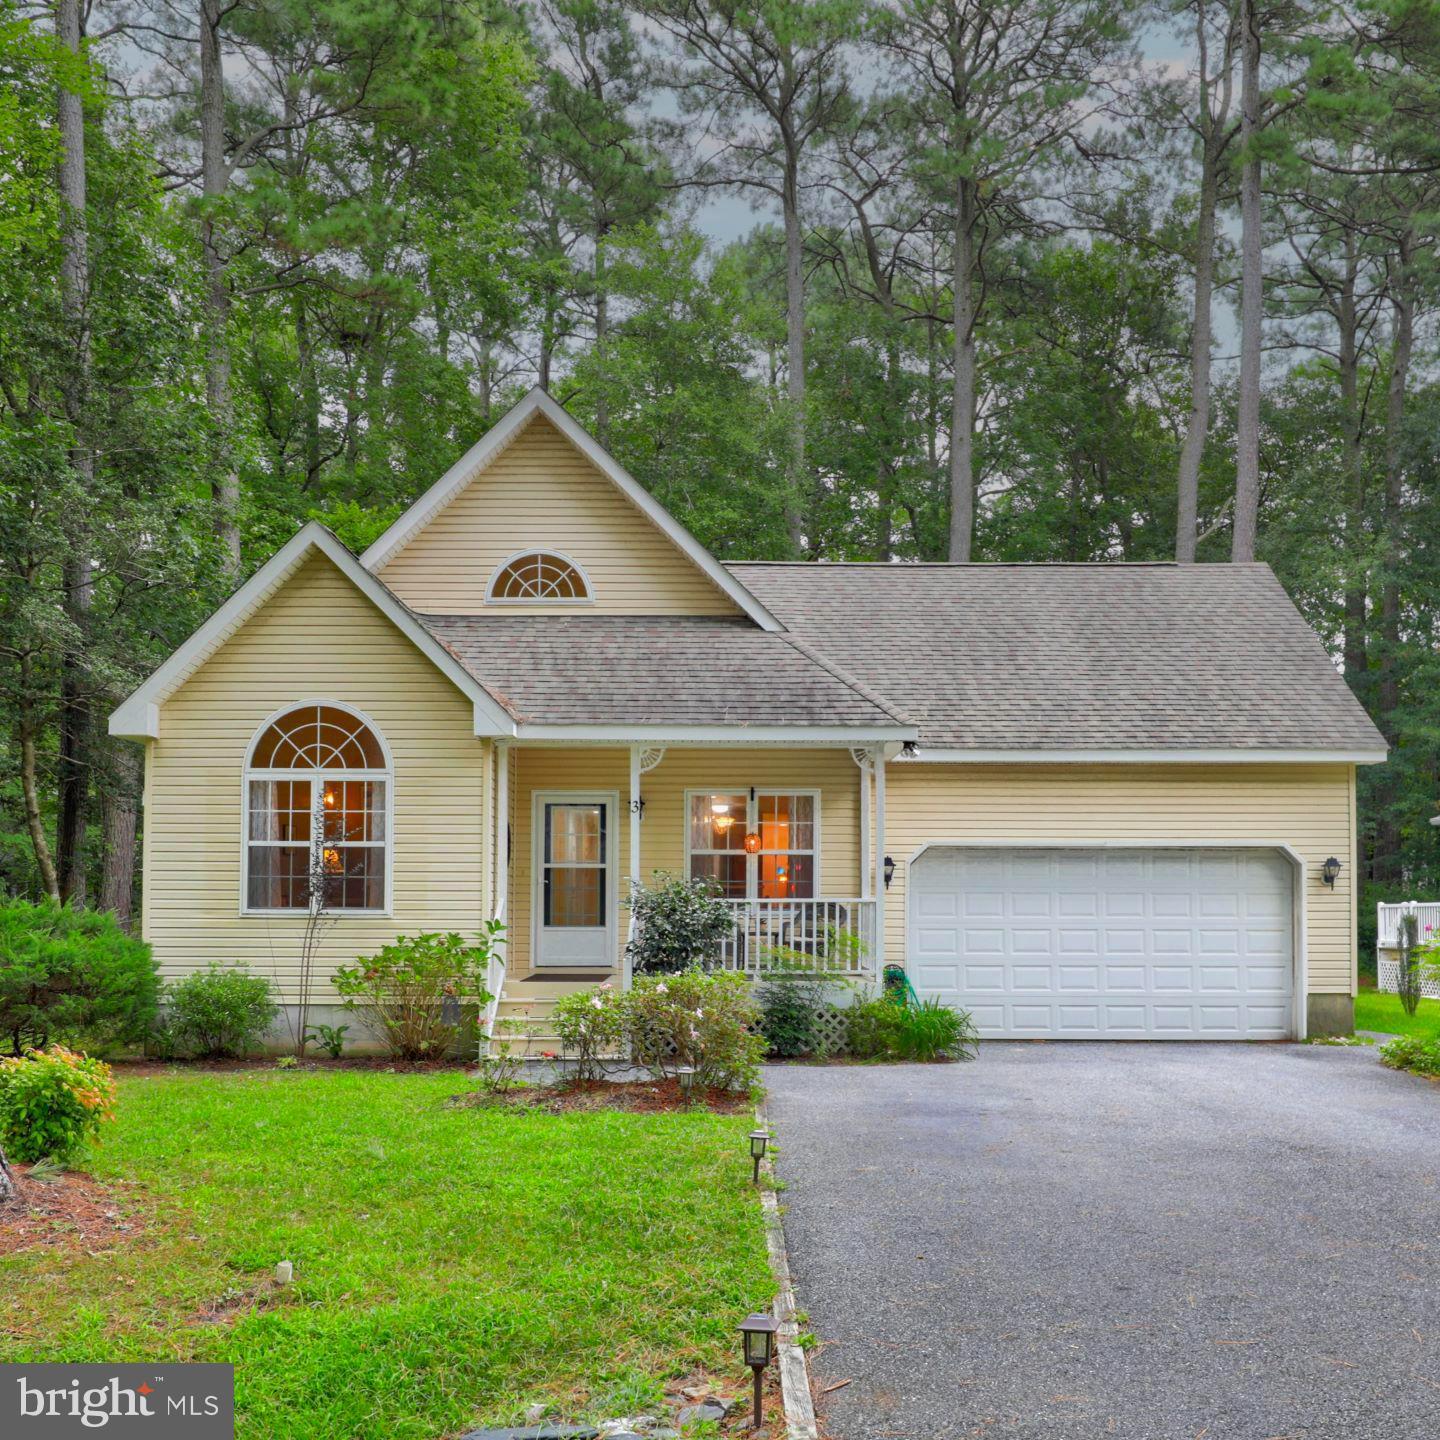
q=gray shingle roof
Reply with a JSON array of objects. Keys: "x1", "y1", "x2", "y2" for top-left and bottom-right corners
[
  {"x1": 725, "y1": 561, "x2": 1386, "y2": 754},
  {"x1": 419, "y1": 614, "x2": 912, "y2": 729}
]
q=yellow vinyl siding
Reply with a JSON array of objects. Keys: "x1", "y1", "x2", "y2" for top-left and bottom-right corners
[
  {"x1": 881, "y1": 762, "x2": 1357, "y2": 995},
  {"x1": 376, "y1": 414, "x2": 742, "y2": 617},
  {"x1": 507, "y1": 747, "x2": 863, "y2": 977},
  {"x1": 143, "y1": 552, "x2": 489, "y2": 1000}
]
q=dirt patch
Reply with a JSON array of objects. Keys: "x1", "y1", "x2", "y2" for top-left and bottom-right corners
[
  {"x1": 0, "y1": 1164, "x2": 144, "y2": 1256},
  {"x1": 450, "y1": 1076, "x2": 753, "y2": 1115}
]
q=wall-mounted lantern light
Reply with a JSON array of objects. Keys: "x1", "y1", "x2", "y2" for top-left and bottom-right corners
[
  {"x1": 739, "y1": 1313, "x2": 777, "y2": 1429},
  {"x1": 883, "y1": 855, "x2": 896, "y2": 889},
  {"x1": 1321, "y1": 856, "x2": 1342, "y2": 888}
]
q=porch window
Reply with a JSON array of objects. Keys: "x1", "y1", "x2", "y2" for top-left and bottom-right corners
[
  {"x1": 688, "y1": 791, "x2": 817, "y2": 900},
  {"x1": 244, "y1": 704, "x2": 390, "y2": 913}
]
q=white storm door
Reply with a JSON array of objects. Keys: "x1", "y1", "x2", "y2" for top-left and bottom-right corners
[{"x1": 534, "y1": 793, "x2": 615, "y2": 968}]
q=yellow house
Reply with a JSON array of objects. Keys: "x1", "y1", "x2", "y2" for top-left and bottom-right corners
[{"x1": 110, "y1": 389, "x2": 1386, "y2": 1046}]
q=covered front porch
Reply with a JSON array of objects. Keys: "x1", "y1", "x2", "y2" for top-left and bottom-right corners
[{"x1": 485, "y1": 741, "x2": 894, "y2": 1045}]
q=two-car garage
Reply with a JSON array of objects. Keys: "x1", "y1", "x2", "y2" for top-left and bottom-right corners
[{"x1": 907, "y1": 846, "x2": 1297, "y2": 1040}]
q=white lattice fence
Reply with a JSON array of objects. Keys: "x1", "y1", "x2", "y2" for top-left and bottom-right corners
[{"x1": 1377, "y1": 901, "x2": 1440, "y2": 999}]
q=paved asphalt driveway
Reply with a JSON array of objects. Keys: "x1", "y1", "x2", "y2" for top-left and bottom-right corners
[{"x1": 764, "y1": 1044, "x2": 1440, "y2": 1440}]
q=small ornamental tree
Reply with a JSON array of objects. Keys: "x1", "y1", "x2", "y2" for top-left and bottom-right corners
[
  {"x1": 1396, "y1": 910, "x2": 1422, "y2": 1018},
  {"x1": 0, "y1": 900, "x2": 160, "y2": 1055},
  {"x1": 626, "y1": 874, "x2": 736, "y2": 975}
]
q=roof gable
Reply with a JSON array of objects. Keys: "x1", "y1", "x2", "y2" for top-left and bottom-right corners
[
  {"x1": 109, "y1": 523, "x2": 515, "y2": 740},
  {"x1": 360, "y1": 389, "x2": 781, "y2": 630}
]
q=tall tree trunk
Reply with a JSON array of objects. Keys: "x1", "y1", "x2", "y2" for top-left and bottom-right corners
[
  {"x1": 1176, "y1": 138, "x2": 1220, "y2": 562},
  {"x1": 99, "y1": 744, "x2": 140, "y2": 930},
  {"x1": 295, "y1": 297, "x2": 321, "y2": 486},
  {"x1": 19, "y1": 651, "x2": 60, "y2": 901},
  {"x1": 782, "y1": 140, "x2": 806, "y2": 555},
  {"x1": 0, "y1": 1145, "x2": 17, "y2": 1207},
  {"x1": 56, "y1": 0, "x2": 92, "y2": 906},
  {"x1": 1231, "y1": 0, "x2": 1263, "y2": 562},
  {"x1": 1337, "y1": 230, "x2": 1368, "y2": 705},
  {"x1": 949, "y1": 178, "x2": 977, "y2": 563},
  {"x1": 1378, "y1": 244, "x2": 1412, "y2": 731},
  {"x1": 593, "y1": 228, "x2": 609, "y2": 447},
  {"x1": 200, "y1": 0, "x2": 241, "y2": 579}
]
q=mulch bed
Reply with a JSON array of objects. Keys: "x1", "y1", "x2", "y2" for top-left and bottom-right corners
[
  {"x1": 450, "y1": 1076, "x2": 752, "y2": 1114},
  {"x1": 0, "y1": 1164, "x2": 144, "y2": 1257}
]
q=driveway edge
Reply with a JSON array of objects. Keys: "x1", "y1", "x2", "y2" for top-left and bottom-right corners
[{"x1": 758, "y1": 1100, "x2": 819, "y2": 1440}]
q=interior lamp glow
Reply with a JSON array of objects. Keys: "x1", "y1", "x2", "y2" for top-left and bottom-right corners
[{"x1": 743, "y1": 831, "x2": 761, "y2": 854}]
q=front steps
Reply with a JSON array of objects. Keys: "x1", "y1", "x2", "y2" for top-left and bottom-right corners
[{"x1": 485, "y1": 976, "x2": 619, "y2": 1060}]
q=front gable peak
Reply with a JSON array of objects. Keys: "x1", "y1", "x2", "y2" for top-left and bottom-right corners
[{"x1": 359, "y1": 389, "x2": 781, "y2": 629}]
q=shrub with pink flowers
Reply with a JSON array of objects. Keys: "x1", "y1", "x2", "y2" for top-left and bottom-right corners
[
  {"x1": 626, "y1": 970, "x2": 764, "y2": 1090},
  {"x1": 0, "y1": 1045, "x2": 117, "y2": 1163}
]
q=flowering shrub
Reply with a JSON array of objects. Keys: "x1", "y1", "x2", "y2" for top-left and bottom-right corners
[
  {"x1": 552, "y1": 983, "x2": 628, "y2": 1082},
  {"x1": 1380, "y1": 1034, "x2": 1440, "y2": 1078},
  {"x1": 627, "y1": 970, "x2": 764, "y2": 1090},
  {"x1": 626, "y1": 875, "x2": 736, "y2": 975},
  {"x1": 168, "y1": 963, "x2": 277, "y2": 1058},
  {"x1": 0, "y1": 1046, "x2": 117, "y2": 1163},
  {"x1": 333, "y1": 926, "x2": 502, "y2": 1060}
]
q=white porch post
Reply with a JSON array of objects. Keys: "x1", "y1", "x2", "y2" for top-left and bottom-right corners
[
  {"x1": 494, "y1": 740, "x2": 509, "y2": 917},
  {"x1": 628, "y1": 744, "x2": 642, "y2": 986},
  {"x1": 855, "y1": 748, "x2": 872, "y2": 901},
  {"x1": 873, "y1": 745, "x2": 887, "y2": 972}
]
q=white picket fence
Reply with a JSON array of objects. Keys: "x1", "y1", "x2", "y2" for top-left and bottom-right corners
[{"x1": 1377, "y1": 901, "x2": 1440, "y2": 999}]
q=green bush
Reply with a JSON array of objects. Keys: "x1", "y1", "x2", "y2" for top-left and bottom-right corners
[
  {"x1": 168, "y1": 964, "x2": 278, "y2": 1058},
  {"x1": 627, "y1": 970, "x2": 765, "y2": 1089},
  {"x1": 846, "y1": 993, "x2": 979, "y2": 1063},
  {"x1": 0, "y1": 899, "x2": 159, "y2": 1055},
  {"x1": 626, "y1": 874, "x2": 736, "y2": 975},
  {"x1": 0, "y1": 1045, "x2": 117, "y2": 1163},
  {"x1": 1380, "y1": 1034, "x2": 1440, "y2": 1077},
  {"x1": 756, "y1": 974, "x2": 831, "y2": 1058},
  {"x1": 332, "y1": 925, "x2": 502, "y2": 1060}
]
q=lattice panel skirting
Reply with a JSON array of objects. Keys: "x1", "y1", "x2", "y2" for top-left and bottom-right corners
[
  {"x1": 808, "y1": 1006, "x2": 853, "y2": 1056},
  {"x1": 1378, "y1": 956, "x2": 1440, "y2": 1001}
]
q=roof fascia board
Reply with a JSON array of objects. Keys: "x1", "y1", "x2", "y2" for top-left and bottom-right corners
[
  {"x1": 109, "y1": 523, "x2": 516, "y2": 740},
  {"x1": 358, "y1": 388, "x2": 783, "y2": 633},
  {"x1": 513, "y1": 723, "x2": 919, "y2": 744},
  {"x1": 903, "y1": 747, "x2": 1387, "y2": 765}
]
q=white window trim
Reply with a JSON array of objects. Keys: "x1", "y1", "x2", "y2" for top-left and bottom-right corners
[
  {"x1": 239, "y1": 701, "x2": 395, "y2": 918},
  {"x1": 531, "y1": 790, "x2": 620, "y2": 969},
  {"x1": 684, "y1": 788, "x2": 823, "y2": 901},
  {"x1": 484, "y1": 548, "x2": 595, "y2": 606}
]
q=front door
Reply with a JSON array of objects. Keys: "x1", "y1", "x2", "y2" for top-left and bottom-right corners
[{"x1": 533, "y1": 792, "x2": 616, "y2": 968}]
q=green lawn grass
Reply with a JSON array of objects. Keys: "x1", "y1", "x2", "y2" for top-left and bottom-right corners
[
  {"x1": 0, "y1": 1070, "x2": 772, "y2": 1439},
  {"x1": 1355, "y1": 990, "x2": 1440, "y2": 1040}
]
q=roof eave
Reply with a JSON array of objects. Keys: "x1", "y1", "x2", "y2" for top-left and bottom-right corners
[{"x1": 902, "y1": 746, "x2": 1388, "y2": 765}]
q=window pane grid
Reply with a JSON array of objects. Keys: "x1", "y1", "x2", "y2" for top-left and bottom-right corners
[
  {"x1": 490, "y1": 552, "x2": 589, "y2": 601},
  {"x1": 245, "y1": 706, "x2": 388, "y2": 912},
  {"x1": 687, "y1": 791, "x2": 816, "y2": 900}
]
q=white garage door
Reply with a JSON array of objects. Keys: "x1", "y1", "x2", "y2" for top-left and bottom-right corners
[{"x1": 908, "y1": 847, "x2": 1295, "y2": 1040}]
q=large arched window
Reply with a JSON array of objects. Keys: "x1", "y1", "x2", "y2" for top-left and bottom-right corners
[
  {"x1": 244, "y1": 704, "x2": 390, "y2": 913},
  {"x1": 486, "y1": 550, "x2": 591, "y2": 603}
]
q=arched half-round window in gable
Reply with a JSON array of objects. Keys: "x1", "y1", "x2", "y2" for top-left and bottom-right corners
[
  {"x1": 486, "y1": 550, "x2": 591, "y2": 603},
  {"x1": 244, "y1": 704, "x2": 390, "y2": 913}
]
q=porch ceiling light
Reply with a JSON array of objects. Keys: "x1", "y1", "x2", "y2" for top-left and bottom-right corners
[
  {"x1": 744, "y1": 831, "x2": 761, "y2": 854},
  {"x1": 1321, "y1": 856, "x2": 1342, "y2": 888},
  {"x1": 739, "y1": 1311, "x2": 778, "y2": 1429},
  {"x1": 748, "y1": 1129, "x2": 769, "y2": 1184}
]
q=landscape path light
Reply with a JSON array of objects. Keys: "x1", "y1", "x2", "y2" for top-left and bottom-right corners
[
  {"x1": 739, "y1": 1311, "x2": 777, "y2": 1430},
  {"x1": 748, "y1": 1129, "x2": 769, "y2": 1184}
]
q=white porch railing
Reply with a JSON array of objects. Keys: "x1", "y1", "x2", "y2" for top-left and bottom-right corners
[
  {"x1": 714, "y1": 898, "x2": 877, "y2": 976},
  {"x1": 1377, "y1": 901, "x2": 1440, "y2": 1000},
  {"x1": 1378, "y1": 901, "x2": 1440, "y2": 947}
]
